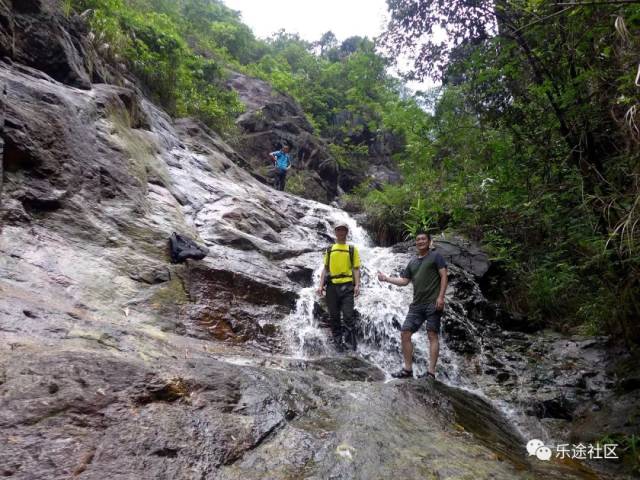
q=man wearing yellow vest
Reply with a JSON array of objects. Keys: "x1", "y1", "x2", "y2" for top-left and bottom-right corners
[{"x1": 316, "y1": 222, "x2": 361, "y2": 352}]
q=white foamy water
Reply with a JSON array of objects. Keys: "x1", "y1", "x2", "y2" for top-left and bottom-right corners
[{"x1": 283, "y1": 207, "x2": 465, "y2": 379}]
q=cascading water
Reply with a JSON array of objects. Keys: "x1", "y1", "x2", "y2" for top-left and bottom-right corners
[
  {"x1": 284, "y1": 207, "x2": 471, "y2": 381},
  {"x1": 283, "y1": 205, "x2": 550, "y2": 442}
]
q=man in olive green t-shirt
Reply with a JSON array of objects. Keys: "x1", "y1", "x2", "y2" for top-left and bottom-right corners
[{"x1": 378, "y1": 231, "x2": 448, "y2": 379}]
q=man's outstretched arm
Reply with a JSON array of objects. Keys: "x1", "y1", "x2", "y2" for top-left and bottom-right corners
[{"x1": 377, "y1": 271, "x2": 410, "y2": 286}]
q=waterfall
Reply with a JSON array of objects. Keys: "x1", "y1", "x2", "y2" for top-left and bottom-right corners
[
  {"x1": 283, "y1": 207, "x2": 466, "y2": 380},
  {"x1": 282, "y1": 206, "x2": 547, "y2": 441}
]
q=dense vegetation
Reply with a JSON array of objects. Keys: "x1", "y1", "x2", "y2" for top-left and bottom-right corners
[
  {"x1": 69, "y1": 0, "x2": 259, "y2": 130},
  {"x1": 68, "y1": 0, "x2": 420, "y2": 150},
  {"x1": 64, "y1": 0, "x2": 639, "y2": 347},
  {"x1": 373, "y1": 0, "x2": 640, "y2": 346}
]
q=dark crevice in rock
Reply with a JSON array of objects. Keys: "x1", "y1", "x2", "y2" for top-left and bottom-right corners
[
  {"x1": 618, "y1": 377, "x2": 640, "y2": 393},
  {"x1": 3, "y1": 136, "x2": 41, "y2": 172},
  {"x1": 223, "y1": 418, "x2": 287, "y2": 467},
  {"x1": 285, "y1": 265, "x2": 314, "y2": 286},
  {"x1": 530, "y1": 397, "x2": 575, "y2": 421},
  {"x1": 20, "y1": 196, "x2": 63, "y2": 212},
  {"x1": 151, "y1": 447, "x2": 179, "y2": 458}
]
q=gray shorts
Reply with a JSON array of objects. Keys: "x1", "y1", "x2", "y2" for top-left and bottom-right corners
[{"x1": 401, "y1": 303, "x2": 442, "y2": 334}]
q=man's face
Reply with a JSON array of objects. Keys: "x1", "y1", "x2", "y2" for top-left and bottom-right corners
[
  {"x1": 415, "y1": 234, "x2": 430, "y2": 251},
  {"x1": 335, "y1": 227, "x2": 348, "y2": 241},
  {"x1": 283, "y1": 146, "x2": 290, "y2": 153}
]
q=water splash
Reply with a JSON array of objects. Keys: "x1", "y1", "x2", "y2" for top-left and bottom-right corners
[{"x1": 282, "y1": 207, "x2": 463, "y2": 380}]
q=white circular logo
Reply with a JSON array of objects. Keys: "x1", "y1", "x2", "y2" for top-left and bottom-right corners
[
  {"x1": 535, "y1": 446, "x2": 552, "y2": 461},
  {"x1": 526, "y1": 439, "x2": 545, "y2": 456}
]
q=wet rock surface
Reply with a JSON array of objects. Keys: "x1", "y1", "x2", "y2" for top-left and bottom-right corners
[
  {"x1": 429, "y1": 281, "x2": 639, "y2": 479},
  {"x1": 0, "y1": 347, "x2": 313, "y2": 479},
  {"x1": 351, "y1": 240, "x2": 636, "y2": 479},
  {"x1": 0, "y1": 343, "x2": 598, "y2": 480},
  {"x1": 217, "y1": 372, "x2": 599, "y2": 480},
  {"x1": 391, "y1": 236, "x2": 490, "y2": 278}
]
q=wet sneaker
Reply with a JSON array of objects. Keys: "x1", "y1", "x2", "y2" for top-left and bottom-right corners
[{"x1": 391, "y1": 368, "x2": 413, "y2": 379}]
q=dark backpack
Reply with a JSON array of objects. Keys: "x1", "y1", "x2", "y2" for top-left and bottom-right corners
[
  {"x1": 169, "y1": 232, "x2": 209, "y2": 264},
  {"x1": 325, "y1": 244, "x2": 355, "y2": 284}
]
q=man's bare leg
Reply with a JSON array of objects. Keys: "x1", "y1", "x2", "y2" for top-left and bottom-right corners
[
  {"x1": 401, "y1": 330, "x2": 413, "y2": 371},
  {"x1": 427, "y1": 330, "x2": 439, "y2": 375}
]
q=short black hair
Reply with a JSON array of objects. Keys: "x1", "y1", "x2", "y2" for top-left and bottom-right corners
[{"x1": 415, "y1": 230, "x2": 431, "y2": 239}]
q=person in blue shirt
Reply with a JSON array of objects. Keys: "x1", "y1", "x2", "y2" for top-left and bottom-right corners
[{"x1": 269, "y1": 144, "x2": 291, "y2": 191}]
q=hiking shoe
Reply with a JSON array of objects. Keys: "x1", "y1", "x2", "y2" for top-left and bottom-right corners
[
  {"x1": 391, "y1": 368, "x2": 413, "y2": 379},
  {"x1": 419, "y1": 371, "x2": 436, "y2": 381}
]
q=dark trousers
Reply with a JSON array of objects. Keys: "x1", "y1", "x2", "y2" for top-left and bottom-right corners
[
  {"x1": 325, "y1": 282, "x2": 357, "y2": 350},
  {"x1": 274, "y1": 168, "x2": 287, "y2": 191}
]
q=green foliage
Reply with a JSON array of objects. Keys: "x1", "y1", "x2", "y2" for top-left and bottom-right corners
[
  {"x1": 363, "y1": 183, "x2": 413, "y2": 244},
  {"x1": 70, "y1": 0, "x2": 246, "y2": 131},
  {"x1": 62, "y1": 0, "x2": 73, "y2": 17},
  {"x1": 68, "y1": 1, "x2": 418, "y2": 160},
  {"x1": 372, "y1": 1, "x2": 640, "y2": 347},
  {"x1": 328, "y1": 143, "x2": 368, "y2": 169},
  {"x1": 403, "y1": 197, "x2": 437, "y2": 238},
  {"x1": 247, "y1": 32, "x2": 412, "y2": 170},
  {"x1": 283, "y1": 171, "x2": 307, "y2": 197},
  {"x1": 598, "y1": 434, "x2": 640, "y2": 474}
]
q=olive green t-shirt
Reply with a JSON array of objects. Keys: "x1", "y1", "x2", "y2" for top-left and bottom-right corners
[{"x1": 402, "y1": 251, "x2": 447, "y2": 305}]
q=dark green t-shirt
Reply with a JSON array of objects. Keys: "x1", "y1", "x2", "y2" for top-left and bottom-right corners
[{"x1": 402, "y1": 250, "x2": 447, "y2": 305}]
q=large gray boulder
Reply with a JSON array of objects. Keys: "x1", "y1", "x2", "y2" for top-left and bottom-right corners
[{"x1": 392, "y1": 235, "x2": 490, "y2": 279}]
